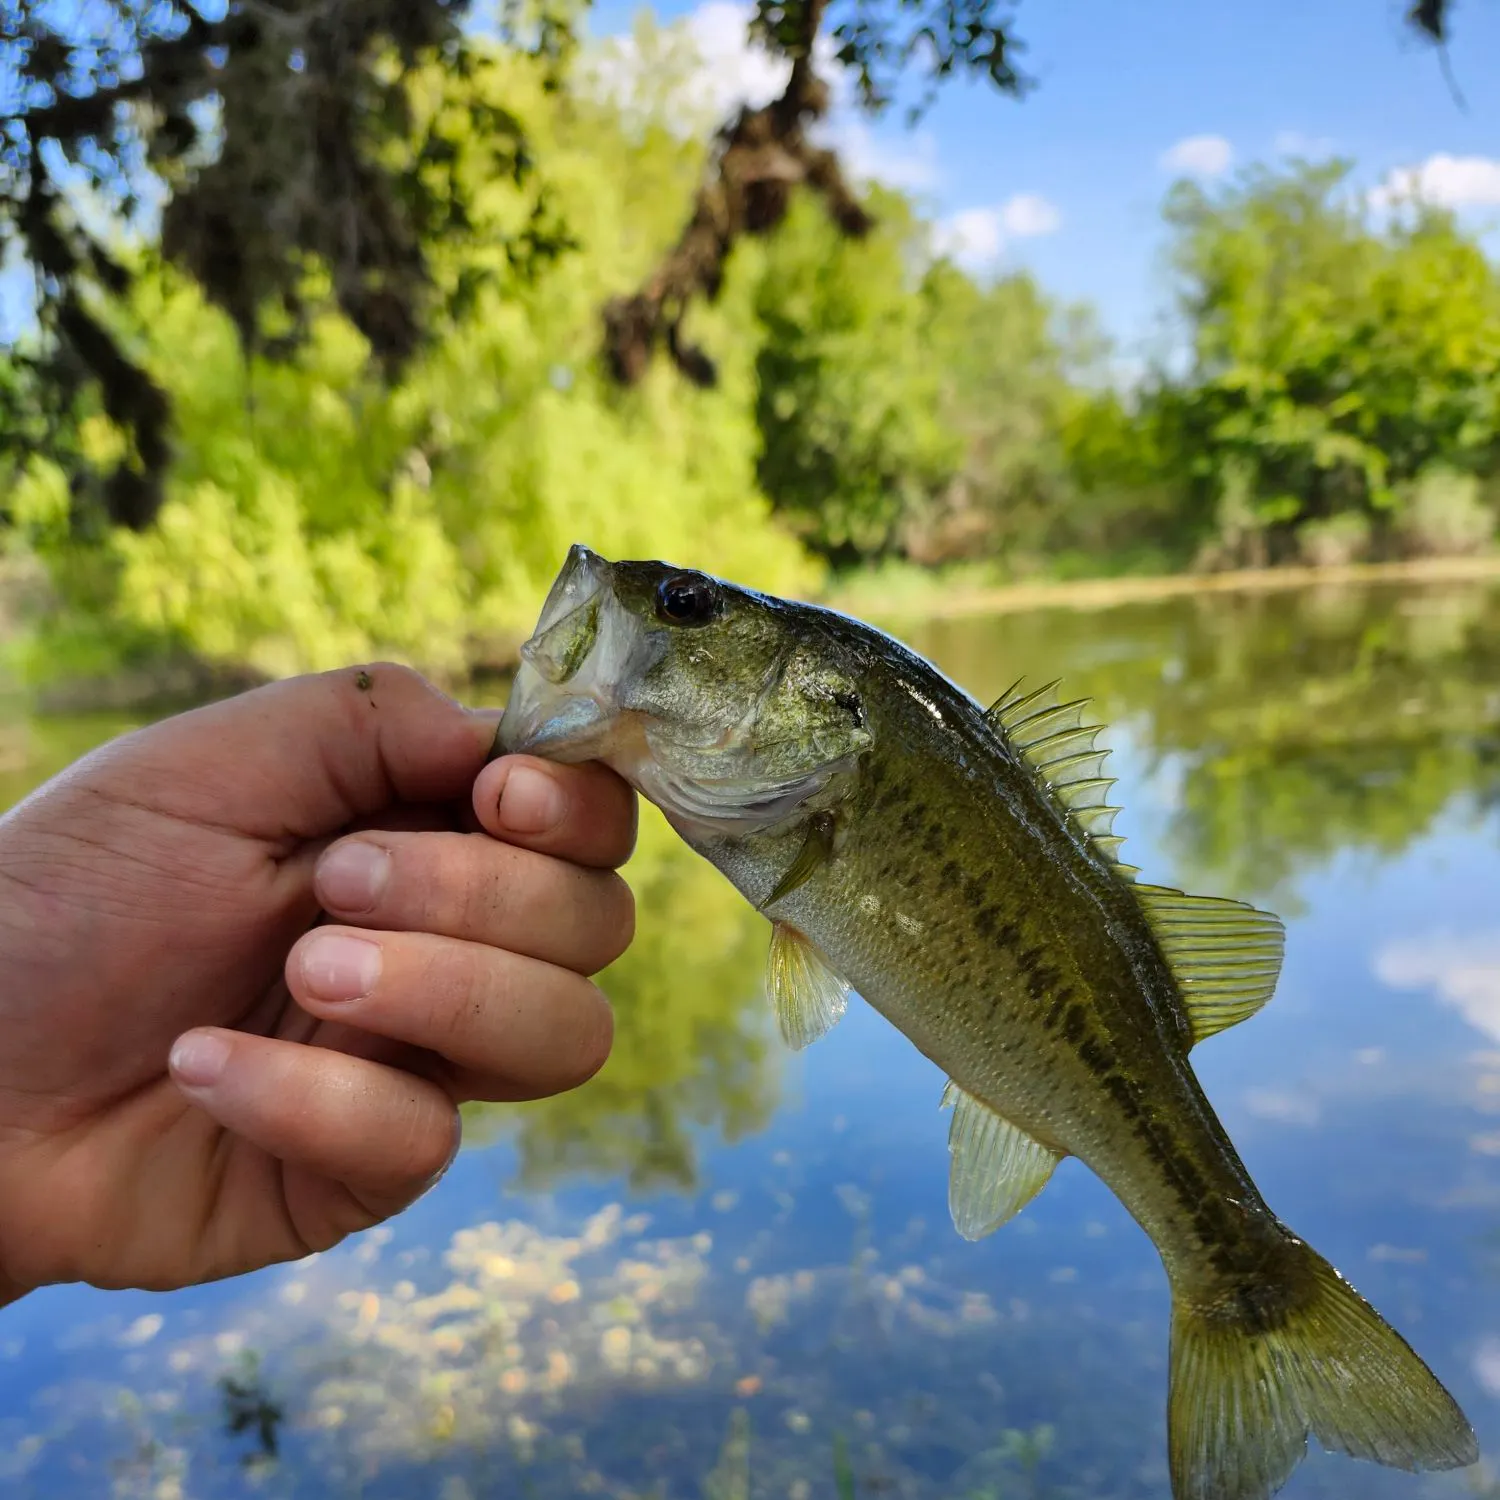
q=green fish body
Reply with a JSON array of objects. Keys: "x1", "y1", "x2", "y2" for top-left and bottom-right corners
[{"x1": 498, "y1": 545, "x2": 1477, "y2": 1500}]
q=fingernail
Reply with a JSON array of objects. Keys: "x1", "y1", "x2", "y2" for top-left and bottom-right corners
[
  {"x1": 170, "y1": 1030, "x2": 231, "y2": 1089},
  {"x1": 499, "y1": 765, "x2": 566, "y2": 834},
  {"x1": 316, "y1": 840, "x2": 392, "y2": 913},
  {"x1": 301, "y1": 933, "x2": 383, "y2": 1002}
]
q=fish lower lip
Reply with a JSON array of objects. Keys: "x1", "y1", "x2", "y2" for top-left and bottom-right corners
[{"x1": 497, "y1": 687, "x2": 612, "y2": 760}]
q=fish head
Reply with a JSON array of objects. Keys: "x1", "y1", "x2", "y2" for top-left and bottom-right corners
[{"x1": 498, "y1": 545, "x2": 871, "y2": 836}]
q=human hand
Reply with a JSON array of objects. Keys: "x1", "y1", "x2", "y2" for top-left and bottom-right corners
[{"x1": 0, "y1": 664, "x2": 634, "y2": 1303}]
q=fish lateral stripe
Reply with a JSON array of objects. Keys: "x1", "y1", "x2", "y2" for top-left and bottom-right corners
[{"x1": 498, "y1": 546, "x2": 1477, "y2": 1500}]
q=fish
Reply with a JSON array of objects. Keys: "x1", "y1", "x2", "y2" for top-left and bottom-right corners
[{"x1": 495, "y1": 543, "x2": 1478, "y2": 1500}]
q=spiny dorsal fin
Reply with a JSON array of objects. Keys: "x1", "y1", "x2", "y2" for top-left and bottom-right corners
[
  {"x1": 941, "y1": 1081, "x2": 1065, "y2": 1238},
  {"x1": 986, "y1": 678, "x2": 1136, "y2": 880},
  {"x1": 1135, "y1": 884, "x2": 1285, "y2": 1045}
]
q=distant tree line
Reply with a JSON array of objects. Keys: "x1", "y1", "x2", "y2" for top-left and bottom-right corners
[{"x1": 1, "y1": 7, "x2": 1495, "y2": 685}]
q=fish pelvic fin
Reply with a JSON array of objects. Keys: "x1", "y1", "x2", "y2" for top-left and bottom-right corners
[
  {"x1": 767, "y1": 922, "x2": 851, "y2": 1050},
  {"x1": 1168, "y1": 1235, "x2": 1476, "y2": 1500}
]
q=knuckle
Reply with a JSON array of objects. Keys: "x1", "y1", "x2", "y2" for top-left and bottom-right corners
[
  {"x1": 358, "y1": 659, "x2": 420, "y2": 688},
  {"x1": 400, "y1": 1103, "x2": 459, "y2": 1185},
  {"x1": 561, "y1": 978, "x2": 614, "y2": 1087},
  {"x1": 465, "y1": 842, "x2": 516, "y2": 936},
  {"x1": 419, "y1": 940, "x2": 490, "y2": 1051},
  {"x1": 402, "y1": 833, "x2": 514, "y2": 937},
  {"x1": 587, "y1": 873, "x2": 636, "y2": 972}
]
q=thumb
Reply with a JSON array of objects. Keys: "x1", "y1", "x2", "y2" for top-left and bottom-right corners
[{"x1": 88, "y1": 663, "x2": 502, "y2": 843}]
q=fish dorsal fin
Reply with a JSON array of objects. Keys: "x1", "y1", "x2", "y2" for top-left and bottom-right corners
[
  {"x1": 987, "y1": 681, "x2": 1284, "y2": 1041},
  {"x1": 1134, "y1": 884, "x2": 1286, "y2": 1045},
  {"x1": 767, "y1": 921, "x2": 851, "y2": 1050},
  {"x1": 941, "y1": 1081, "x2": 1065, "y2": 1239},
  {"x1": 986, "y1": 679, "x2": 1137, "y2": 881}
]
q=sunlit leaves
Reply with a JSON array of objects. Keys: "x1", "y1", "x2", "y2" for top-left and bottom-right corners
[{"x1": 1158, "y1": 161, "x2": 1500, "y2": 562}]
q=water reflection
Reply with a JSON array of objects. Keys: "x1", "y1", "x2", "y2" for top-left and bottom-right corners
[
  {"x1": 465, "y1": 806, "x2": 777, "y2": 1194},
  {"x1": 4, "y1": 580, "x2": 1500, "y2": 1498},
  {"x1": 898, "y1": 581, "x2": 1500, "y2": 903}
]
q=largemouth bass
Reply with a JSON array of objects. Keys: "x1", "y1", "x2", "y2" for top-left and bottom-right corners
[{"x1": 496, "y1": 544, "x2": 1477, "y2": 1500}]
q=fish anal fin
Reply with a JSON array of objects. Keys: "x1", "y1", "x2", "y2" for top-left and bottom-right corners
[
  {"x1": 941, "y1": 1081, "x2": 1064, "y2": 1239},
  {"x1": 767, "y1": 921, "x2": 851, "y2": 1051},
  {"x1": 1136, "y1": 884, "x2": 1286, "y2": 1045}
]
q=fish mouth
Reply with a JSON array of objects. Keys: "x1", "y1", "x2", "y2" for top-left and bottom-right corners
[{"x1": 496, "y1": 544, "x2": 631, "y2": 762}]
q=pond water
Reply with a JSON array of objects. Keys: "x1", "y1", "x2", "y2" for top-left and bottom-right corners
[{"x1": 4, "y1": 580, "x2": 1500, "y2": 1500}]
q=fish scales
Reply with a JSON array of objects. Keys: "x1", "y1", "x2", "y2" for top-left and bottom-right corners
[
  {"x1": 710, "y1": 619, "x2": 1275, "y2": 1284},
  {"x1": 497, "y1": 545, "x2": 1478, "y2": 1500}
]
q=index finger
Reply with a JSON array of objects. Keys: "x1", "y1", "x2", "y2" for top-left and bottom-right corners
[{"x1": 474, "y1": 756, "x2": 638, "y2": 870}]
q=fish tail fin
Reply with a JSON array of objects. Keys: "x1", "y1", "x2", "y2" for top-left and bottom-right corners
[{"x1": 1167, "y1": 1234, "x2": 1476, "y2": 1500}]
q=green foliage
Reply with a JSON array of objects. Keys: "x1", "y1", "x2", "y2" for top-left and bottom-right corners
[
  {"x1": 913, "y1": 264, "x2": 1106, "y2": 567},
  {"x1": 464, "y1": 800, "x2": 777, "y2": 1191},
  {"x1": 14, "y1": 43, "x2": 815, "y2": 684},
  {"x1": 751, "y1": 190, "x2": 961, "y2": 562},
  {"x1": 750, "y1": 195, "x2": 1100, "y2": 571},
  {"x1": 9, "y1": 41, "x2": 1500, "y2": 687},
  {"x1": 1157, "y1": 160, "x2": 1500, "y2": 565}
]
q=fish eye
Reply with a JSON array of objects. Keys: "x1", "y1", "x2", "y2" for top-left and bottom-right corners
[{"x1": 654, "y1": 572, "x2": 720, "y2": 627}]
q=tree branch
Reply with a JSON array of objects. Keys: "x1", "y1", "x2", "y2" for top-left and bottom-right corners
[{"x1": 602, "y1": 0, "x2": 868, "y2": 387}]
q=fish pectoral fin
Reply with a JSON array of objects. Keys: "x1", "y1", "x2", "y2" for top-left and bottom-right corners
[
  {"x1": 1135, "y1": 885, "x2": 1286, "y2": 1046},
  {"x1": 941, "y1": 1082, "x2": 1065, "y2": 1240},
  {"x1": 760, "y1": 812, "x2": 836, "y2": 910},
  {"x1": 767, "y1": 921, "x2": 852, "y2": 1050}
]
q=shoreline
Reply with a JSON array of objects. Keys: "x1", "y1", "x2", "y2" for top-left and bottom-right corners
[
  {"x1": 8, "y1": 553, "x2": 1500, "y2": 719},
  {"x1": 825, "y1": 554, "x2": 1500, "y2": 622}
]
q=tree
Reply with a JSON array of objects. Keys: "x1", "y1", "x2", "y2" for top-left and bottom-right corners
[
  {"x1": 747, "y1": 195, "x2": 1113, "y2": 571},
  {"x1": 749, "y1": 189, "x2": 959, "y2": 563},
  {"x1": 6, "y1": 40, "x2": 815, "y2": 685},
  {"x1": 3, "y1": 0, "x2": 1464, "y2": 532},
  {"x1": 2, "y1": 0, "x2": 560, "y2": 529},
  {"x1": 1154, "y1": 159, "x2": 1500, "y2": 566}
]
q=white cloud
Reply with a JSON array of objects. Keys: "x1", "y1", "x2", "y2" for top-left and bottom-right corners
[
  {"x1": 1373, "y1": 932, "x2": 1500, "y2": 1043},
  {"x1": 1159, "y1": 134, "x2": 1233, "y2": 178},
  {"x1": 1273, "y1": 130, "x2": 1336, "y2": 159},
  {"x1": 933, "y1": 193, "x2": 1061, "y2": 271},
  {"x1": 1243, "y1": 1087, "x2": 1320, "y2": 1127},
  {"x1": 832, "y1": 118, "x2": 941, "y2": 193},
  {"x1": 1475, "y1": 1337, "x2": 1500, "y2": 1398},
  {"x1": 999, "y1": 192, "x2": 1061, "y2": 238},
  {"x1": 1370, "y1": 153, "x2": 1500, "y2": 213},
  {"x1": 680, "y1": 0, "x2": 802, "y2": 113},
  {"x1": 586, "y1": 1, "x2": 841, "y2": 129},
  {"x1": 934, "y1": 207, "x2": 1004, "y2": 268}
]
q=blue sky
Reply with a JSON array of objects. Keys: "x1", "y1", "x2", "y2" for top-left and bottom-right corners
[{"x1": 585, "y1": 0, "x2": 1500, "y2": 366}]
